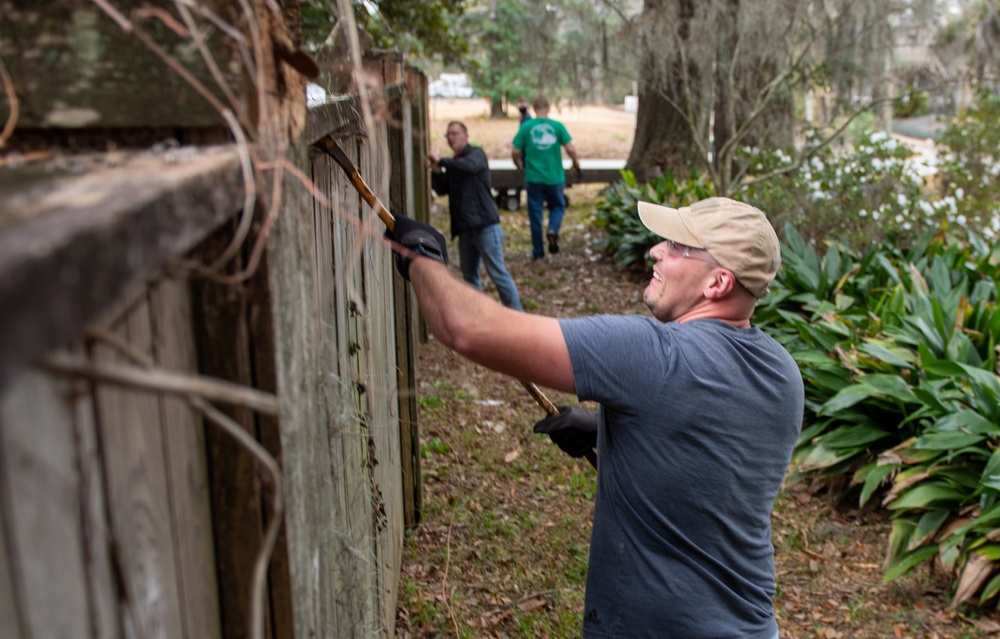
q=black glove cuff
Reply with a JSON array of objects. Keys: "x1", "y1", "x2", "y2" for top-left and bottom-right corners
[{"x1": 405, "y1": 231, "x2": 447, "y2": 264}]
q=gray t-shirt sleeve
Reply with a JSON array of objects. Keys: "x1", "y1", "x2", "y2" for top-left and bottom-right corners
[{"x1": 559, "y1": 315, "x2": 670, "y2": 413}]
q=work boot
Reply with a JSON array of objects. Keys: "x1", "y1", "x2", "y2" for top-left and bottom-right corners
[{"x1": 547, "y1": 230, "x2": 560, "y2": 254}]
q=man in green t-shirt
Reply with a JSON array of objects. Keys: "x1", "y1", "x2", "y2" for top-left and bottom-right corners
[{"x1": 512, "y1": 95, "x2": 580, "y2": 260}]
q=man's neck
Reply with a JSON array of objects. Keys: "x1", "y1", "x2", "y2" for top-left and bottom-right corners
[{"x1": 674, "y1": 301, "x2": 753, "y2": 329}]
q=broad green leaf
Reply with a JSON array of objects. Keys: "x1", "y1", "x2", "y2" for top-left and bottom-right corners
[
  {"x1": 939, "y1": 533, "x2": 964, "y2": 572},
  {"x1": 795, "y1": 421, "x2": 828, "y2": 446},
  {"x1": 825, "y1": 244, "x2": 844, "y2": 282},
  {"x1": 797, "y1": 443, "x2": 858, "y2": 472},
  {"x1": 878, "y1": 440, "x2": 940, "y2": 465},
  {"x1": 791, "y1": 350, "x2": 840, "y2": 367},
  {"x1": 857, "y1": 341, "x2": 915, "y2": 368},
  {"x1": 938, "y1": 465, "x2": 987, "y2": 491},
  {"x1": 884, "y1": 544, "x2": 939, "y2": 581},
  {"x1": 924, "y1": 361, "x2": 1000, "y2": 400},
  {"x1": 818, "y1": 384, "x2": 876, "y2": 416},
  {"x1": 932, "y1": 410, "x2": 1000, "y2": 436},
  {"x1": 816, "y1": 317, "x2": 853, "y2": 338},
  {"x1": 980, "y1": 573, "x2": 1000, "y2": 603},
  {"x1": 911, "y1": 509, "x2": 951, "y2": 548},
  {"x1": 981, "y1": 448, "x2": 1000, "y2": 490},
  {"x1": 833, "y1": 293, "x2": 855, "y2": 311},
  {"x1": 886, "y1": 516, "x2": 916, "y2": 561},
  {"x1": 956, "y1": 502, "x2": 1000, "y2": 535},
  {"x1": 818, "y1": 424, "x2": 890, "y2": 448},
  {"x1": 800, "y1": 324, "x2": 842, "y2": 351},
  {"x1": 858, "y1": 374, "x2": 919, "y2": 404},
  {"x1": 807, "y1": 370, "x2": 853, "y2": 393},
  {"x1": 887, "y1": 483, "x2": 964, "y2": 510},
  {"x1": 912, "y1": 385, "x2": 950, "y2": 415},
  {"x1": 970, "y1": 279, "x2": 996, "y2": 305},
  {"x1": 914, "y1": 431, "x2": 985, "y2": 450},
  {"x1": 904, "y1": 316, "x2": 945, "y2": 355},
  {"x1": 973, "y1": 544, "x2": 1000, "y2": 561},
  {"x1": 859, "y1": 462, "x2": 895, "y2": 507}
]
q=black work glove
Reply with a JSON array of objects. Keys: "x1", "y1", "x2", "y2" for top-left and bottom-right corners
[
  {"x1": 533, "y1": 405, "x2": 597, "y2": 459},
  {"x1": 384, "y1": 216, "x2": 448, "y2": 280}
]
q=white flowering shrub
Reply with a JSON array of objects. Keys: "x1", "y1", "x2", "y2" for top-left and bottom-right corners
[
  {"x1": 738, "y1": 127, "x2": 947, "y2": 249},
  {"x1": 935, "y1": 89, "x2": 1000, "y2": 241}
]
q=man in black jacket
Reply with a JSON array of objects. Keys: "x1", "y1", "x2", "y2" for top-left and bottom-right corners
[{"x1": 429, "y1": 121, "x2": 523, "y2": 310}]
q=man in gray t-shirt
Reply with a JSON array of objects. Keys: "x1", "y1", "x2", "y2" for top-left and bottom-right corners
[{"x1": 384, "y1": 197, "x2": 804, "y2": 638}]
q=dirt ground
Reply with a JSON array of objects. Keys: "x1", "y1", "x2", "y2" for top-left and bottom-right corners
[{"x1": 395, "y1": 103, "x2": 1000, "y2": 638}]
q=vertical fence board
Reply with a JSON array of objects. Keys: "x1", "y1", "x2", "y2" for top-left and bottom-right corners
[
  {"x1": 329, "y1": 156, "x2": 374, "y2": 637},
  {"x1": 0, "y1": 370, "x2": 93, "y2": 638},
  {"x1": 389, "y1": 80, "x2": 423, "y2": 527},
  {"x1": 244, "y1": 226, "x2": 296, "y2": 639},
  {"x1": 0, "y1": 484, "x2": 22, "y2": 639},
  {"x1": 149, "y1": 279, "x2": 222, "y2": 639},
  {"x1": 311, "y1": 144, "x2": 352, "y2": 635},
  {"x1": 363, "y1": 120, "x2": 403, "y2": 635},
  {"x1": 331, "y1": 138, "x2": 379, "y2": 636},
  {"x1": 269, "y1": 144, "x2": 342, "y2": 638},
  {"x1": 189, "y1": 227, "x2": 266, "y2": 639},
  {"x1": 93, "y1": 299, "x2": 184, "y2": 639},
  {"x1": 311, "y1": 150, "x2": 351, "y2": 635},
  {"x1": 73, "y1": 360, "x2": 120, "y2": 639}
]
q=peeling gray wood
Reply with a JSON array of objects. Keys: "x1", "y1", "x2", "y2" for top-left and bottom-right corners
[
  {"x1": 0, "y1": 145, "x2": 245, "y2": 393},
  {"x1": 268, "y1": 141, "x2": 342, "y2": 638},
  {"x1": 305, "y1": 83, "x2": 406, "y2": 145},
  {"x1": 93, "y1": 297, "x2": 185, "y2": 639},
  {"x1": 150, "y1": 279, "x2": 222, "y2": 639},
  {"x1": 0, "y1": 369, "x2": 95, "y2": 638},
  {"x1": 0, "y1": 0, "x2": 240, "y2": 129},
  {"x1": 70, "y1": 353, "x2": 120, "y2": 639},
  {"x1": 0, "y1": 484, "x2": 22, "y2": 639}
]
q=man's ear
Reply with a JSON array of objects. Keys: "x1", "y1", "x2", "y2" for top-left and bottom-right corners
[{"x1": 703, "y1": 267, "x2": 738, "y2": 300}]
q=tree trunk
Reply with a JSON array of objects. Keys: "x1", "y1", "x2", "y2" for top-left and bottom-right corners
[
  {"x1": 626, "y1": 85, "x2": 697, "y2": 182},
  {"x1": 712, "y1": 0, "x2": 739, "y2": 194},
  {"x1": 489, "y1": 97, "x2": 506, "y2": 118},
  {"x1": 625, "y1": 0, "x2": 703, "y2": 182}
]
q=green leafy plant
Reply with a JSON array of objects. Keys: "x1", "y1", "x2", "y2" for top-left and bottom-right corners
[
  {"x1": 761, "y1": 222, "x2": 1000, "y2": 607},
  {"x1": 894, "y1": 85, "x2": 931, "y2": 118},
  {"x1": 421, "y1": 437, "x2": 453, "y2": 458},
  {"x1": 418, "y1": 394, "x2": 444, "y2": 408}
]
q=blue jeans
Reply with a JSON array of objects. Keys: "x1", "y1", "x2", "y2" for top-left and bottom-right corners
[
  {"x1": 526, "y1": 182, "x2": 566, "y2": 258},
  {"x1": 458, "y1": 224, "x2": 523, "y2": 311}
]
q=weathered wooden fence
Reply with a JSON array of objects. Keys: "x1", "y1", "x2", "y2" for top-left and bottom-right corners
[{"x1": 0, "y1": 3, "x2": 428, "y2": 638}]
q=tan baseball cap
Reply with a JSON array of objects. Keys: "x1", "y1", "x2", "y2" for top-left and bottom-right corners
[{"x1": 637, "y1": 197, "x2": 781, "y2": 298}]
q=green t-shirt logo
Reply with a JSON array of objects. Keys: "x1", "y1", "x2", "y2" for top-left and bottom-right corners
[
  {"x1": 530, "y1": 123, "x2": 559, "y2": 150},
  {"x1": 514, "y1": 118, "x2": 572, "y2": 185}
]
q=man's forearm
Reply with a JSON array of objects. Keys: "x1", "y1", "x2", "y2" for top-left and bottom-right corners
[
  {"x1": 406, "y1": 257, "x2": 576, "y2": 393},
  {"x1": 408, "y1": 257, "x2": 494, "y2": 352},
  {"x1": 512, "y1": 148, "x2": 524, "y2": 169}
]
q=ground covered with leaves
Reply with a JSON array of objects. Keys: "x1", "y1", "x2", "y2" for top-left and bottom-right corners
[{"x1": 394, "y1": 101, "x2": 1000, "y2": 638}]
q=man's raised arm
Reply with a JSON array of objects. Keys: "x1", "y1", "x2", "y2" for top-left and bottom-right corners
[{"x1": 386, "y1": 216, "x2": 574, "y2": 394}]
